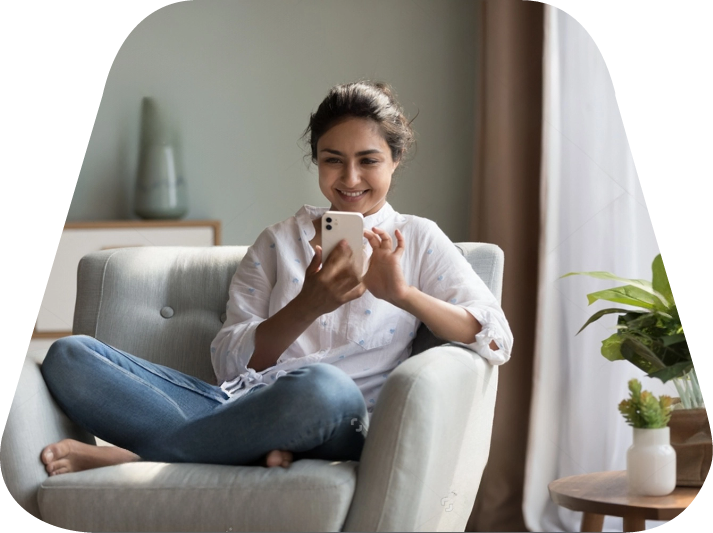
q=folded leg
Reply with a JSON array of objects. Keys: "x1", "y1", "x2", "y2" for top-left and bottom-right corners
[
  {"x1": 154, "y1": 362, "x2": 370, "y2": 465},
  {"x1": 41, "y1": 335, "x2": 224, "y2": 458},
  {"x1": 41, "y1": 336, "x2": 369, "y2": 466}
]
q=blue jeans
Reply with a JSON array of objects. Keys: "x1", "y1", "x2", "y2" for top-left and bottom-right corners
[{"x1": 41, "y1": 335, "x2": 369, "y2": 465}]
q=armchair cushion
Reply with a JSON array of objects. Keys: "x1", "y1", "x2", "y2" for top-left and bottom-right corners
[
  {"x1": 73, "y1": 246, "x2": 248, "y2": 385},
  {"x1": 39, "y1": 459, "x2": 358, "y2": 532}
]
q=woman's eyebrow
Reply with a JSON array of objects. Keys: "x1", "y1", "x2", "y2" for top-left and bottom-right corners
[{"x1": 319, "y1": 148, "x2": 383, "y2": 156}]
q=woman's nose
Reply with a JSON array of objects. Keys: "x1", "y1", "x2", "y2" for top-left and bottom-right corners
[{"x1": 342, "y1": 162, "x2": 360, "y2": 186}]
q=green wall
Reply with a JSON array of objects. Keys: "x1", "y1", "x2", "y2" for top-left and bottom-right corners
[{"x1": 68, "y1": 0, "x2": 481, "y2": 244}]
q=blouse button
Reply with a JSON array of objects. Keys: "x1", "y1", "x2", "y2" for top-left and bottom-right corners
[{"x1": 160, "y1": 306, "x2": 174, "y2": 319}]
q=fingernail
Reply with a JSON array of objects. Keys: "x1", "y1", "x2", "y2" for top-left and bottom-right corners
[{"x1": 44, "y1": 450, "x2": 53, "y2": 461}]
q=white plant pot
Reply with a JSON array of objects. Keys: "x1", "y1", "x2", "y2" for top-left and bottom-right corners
[{"x1": 627, "y1": 427, "x2": 677, "y2": 496}]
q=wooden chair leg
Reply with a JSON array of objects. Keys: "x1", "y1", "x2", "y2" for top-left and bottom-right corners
[
  {"x1": 622, "y1": 515, "x2": 646, "y2": 532},
  {"x1": 580, "y1": 512, "x2": 605, "y2": 532}
]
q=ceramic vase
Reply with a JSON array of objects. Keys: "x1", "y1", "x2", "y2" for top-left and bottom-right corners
[
  {"x1": 627, "y1": 427, "x2": 676, "y2": 496},
  {"x1": 134, "y1": 143, "x2": 188, "y2": 219},
  {"x1": 134, "y1": 97, "x2": 188, "y2": 219}
]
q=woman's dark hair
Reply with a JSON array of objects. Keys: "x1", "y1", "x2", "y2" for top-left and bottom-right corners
[{"x1": 301, "y1": 81, "x2": 416, "y2": 166}]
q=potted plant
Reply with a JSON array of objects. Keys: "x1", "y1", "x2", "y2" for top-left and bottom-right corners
[
  {"x1": 563, "y1": 254, "x2": 710, "y2": 486},
  {"x1": 619, "y1": 378, "x2": 676, "y2": 495}
]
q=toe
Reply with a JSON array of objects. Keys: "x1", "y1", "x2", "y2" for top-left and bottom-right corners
[
  {"x1": 41, "y1": 447, "x2": 54, "y2": 466},
  {"x1": 281, "y1": 451, "x2": 293, "y2": 468},
  {"x1": 265, "y1": 450, "x2": 281, "y2": 467},
  {"x1": 47, "y1": 458, "x2": 71, "y2": 475},
  {"x1": 51, "y1": 466, "x2": 69, "y2": 476}
]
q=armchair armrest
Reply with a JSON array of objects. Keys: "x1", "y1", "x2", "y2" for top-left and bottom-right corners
[
  {"x1": 1, "y1": 349, "x2": 94, "y2": 519},
  {"x1": 342, "y1": 345, "x2": 498, "y2": 532}
]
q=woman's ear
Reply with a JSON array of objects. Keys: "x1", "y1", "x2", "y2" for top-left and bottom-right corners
[{"x1": 392, "y1": 158, "x2": 401, "y2": 173}]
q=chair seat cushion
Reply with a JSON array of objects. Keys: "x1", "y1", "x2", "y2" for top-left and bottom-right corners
[{"x1": 38, "y1": 459, "x2": 358, "y2": 532}]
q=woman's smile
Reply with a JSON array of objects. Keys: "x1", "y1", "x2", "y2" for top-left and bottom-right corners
[
  {"x1": 337, "y1": 189, "x2": 369, "y2": 201},
  {"x1": 317, "y1": 117, "x2": 399, "y2": 216}
]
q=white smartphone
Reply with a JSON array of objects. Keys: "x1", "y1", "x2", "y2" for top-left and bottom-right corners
[{"x1": 321, "y1": 211, "x2": 364, "y2": 273}]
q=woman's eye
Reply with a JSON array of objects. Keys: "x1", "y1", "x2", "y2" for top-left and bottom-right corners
[
  {"x1": 362, "y1": 159, "x2": 379, "y2": 165},
  {"x1": 325, "y1": 158, "x2": 341, "y2": 164}
]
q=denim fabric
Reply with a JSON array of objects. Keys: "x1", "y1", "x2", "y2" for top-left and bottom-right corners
[{"x1": 41, "y1": 335, "x2": 369, "y2": 466}]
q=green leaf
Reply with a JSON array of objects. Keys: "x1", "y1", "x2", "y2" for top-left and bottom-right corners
[
  {"x1": 601, "y1": 333, "x2": 624, "y2": 361},
  {"x1": 561, "y1": 270, "x2": 670, "y2": 308},
  {"x1": 652, "y1": 255, "x2": 675, "y2": 308},
  {"x1": 620, "y1": 337, "x2": 666, "y2": 373},
  {"x1": 560, "y1": 270, "x2": 653, "y2": 290},
  {"x1": 647, "y1": 362, "x2": 694, "y2": 383},
  {"x1": 669, "y1": 306, "x2": 682, "y2": 322},
  {"x1": 661, "y1": 334, "x2": 686, "y2": 347},
  {"x1": 629, "y1": 378, "x2": 642, "y2": 397},
  {"x1": 618, "y1": 311, "x2": 652, "y2": 327},
  {"x1": 576, "y1": 308, "x2": 630, "y2": 335},
  {"x1": 586, "y1": 286, "x2": 659, "y2": 310}
]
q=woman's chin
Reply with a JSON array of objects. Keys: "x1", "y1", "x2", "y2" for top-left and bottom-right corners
[{"x1": 332, "y1": 193, "x2": 389, "y2": 215}]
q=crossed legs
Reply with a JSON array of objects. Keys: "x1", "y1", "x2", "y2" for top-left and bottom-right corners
[{"x1": 40, "y1": 335, "x2": 369, "y2": 475}]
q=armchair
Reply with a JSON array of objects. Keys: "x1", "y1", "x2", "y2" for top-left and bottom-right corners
[{"x1": 1, "y1": 243, "x2": 502, "y2": 532}]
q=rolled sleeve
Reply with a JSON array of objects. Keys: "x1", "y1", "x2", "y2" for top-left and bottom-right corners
[
  {"x1": 458, "y1": 305, "x2": 513, "y2": 364},
  {"x1": 416, "y1": 220, "x2": 513, "y2": 365}
]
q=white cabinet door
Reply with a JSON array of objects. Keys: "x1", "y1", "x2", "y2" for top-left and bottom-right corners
[{"x1": 34, "y1": 222, "x2": 219, "y2": 337}]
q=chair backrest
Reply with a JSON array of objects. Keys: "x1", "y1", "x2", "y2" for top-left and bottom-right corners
[{"x1": 73, "y1": 243, "x2": 504, "y2": 384}]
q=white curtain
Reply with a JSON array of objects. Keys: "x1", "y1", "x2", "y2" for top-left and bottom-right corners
[{"x1": 523, "y1": 6, "x2": 675, "y2": 532}]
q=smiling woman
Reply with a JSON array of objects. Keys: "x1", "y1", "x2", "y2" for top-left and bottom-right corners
[
  {"x1": 38, "y1": 80, "x2": 513, "y2": 478},
  {"x1": 316, "y1": 118, "x2": 398, "y2": 215}
]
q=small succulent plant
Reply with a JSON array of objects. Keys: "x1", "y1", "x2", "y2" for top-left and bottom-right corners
[{"x1": 618, "y1": 378, "x2": 673, "y2": 429}]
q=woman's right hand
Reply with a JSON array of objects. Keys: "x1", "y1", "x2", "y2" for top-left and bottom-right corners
[
  {"x1": 294, "y1": 241, "x2": 365, "y2": 318},
  {"x1": 249, "y1": 241, "x2": 365, "y2": 373}
]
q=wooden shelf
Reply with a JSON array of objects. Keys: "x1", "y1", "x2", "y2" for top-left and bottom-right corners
[{"x1": 64, "y1": 220, "x2": 222, "y2": 245}]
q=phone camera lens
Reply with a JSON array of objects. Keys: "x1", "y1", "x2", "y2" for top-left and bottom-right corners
[
  {"x1": 326, "y1": 217, "x2": 332, "y2": 223},
  {"x1": 326, "y1": 224, "x2": 332, "y2": 230}
]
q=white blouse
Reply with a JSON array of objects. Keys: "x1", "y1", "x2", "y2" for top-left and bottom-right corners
[{"x1": 210, "y1": 202, "x2": 513, "y2": 418}]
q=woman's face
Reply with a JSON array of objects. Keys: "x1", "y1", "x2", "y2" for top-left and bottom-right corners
[{"x1": 316, "y1": 117, "x2": 399, "y2": 217}]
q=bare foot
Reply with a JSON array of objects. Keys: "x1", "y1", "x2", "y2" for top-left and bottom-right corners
[
  {"x1": 41, "y1": 439, "x2": 140, "y2": 476},
  {"x1": 262, "y1": 449, "x2": 293, "y2": 468}
]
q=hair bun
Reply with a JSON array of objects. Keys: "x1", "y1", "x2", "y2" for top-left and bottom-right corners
[{"x1": 301, "y1": 80, "x2": 416, "y2": 167}]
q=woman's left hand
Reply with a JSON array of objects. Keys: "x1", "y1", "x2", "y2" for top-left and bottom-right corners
[
  {"x1": 363, "y1": 227, "x2": 497, "y2": 349},
  {"x1": 363, "y1": 227, "x2": 410, "y2": 306}
]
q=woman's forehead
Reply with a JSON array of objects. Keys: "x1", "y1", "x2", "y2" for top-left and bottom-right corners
[{"x1": 317, "y1": 117, "x2": 388, "y2": 149}]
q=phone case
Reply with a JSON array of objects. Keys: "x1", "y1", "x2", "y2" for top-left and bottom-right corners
[{"x1": 321, "y1": 211, "x2": 364, "y2": 272}]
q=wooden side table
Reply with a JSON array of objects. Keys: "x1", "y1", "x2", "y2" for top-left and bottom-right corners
[{"x1": 548, "y1": 471, "x2": 698, "y2": 532}]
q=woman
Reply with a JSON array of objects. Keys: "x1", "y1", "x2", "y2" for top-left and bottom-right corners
[{"x1": 40, "y1": 81, "x2": 513, "y2": 476}]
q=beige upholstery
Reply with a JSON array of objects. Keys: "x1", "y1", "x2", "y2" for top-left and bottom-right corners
[{"x1": 1, "y1": 244, "x2": 502, "y2": 532}]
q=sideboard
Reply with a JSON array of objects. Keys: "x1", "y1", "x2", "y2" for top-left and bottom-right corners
[{"x1": 30, "y1": 220, "x2": 221, "y2": 352}]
